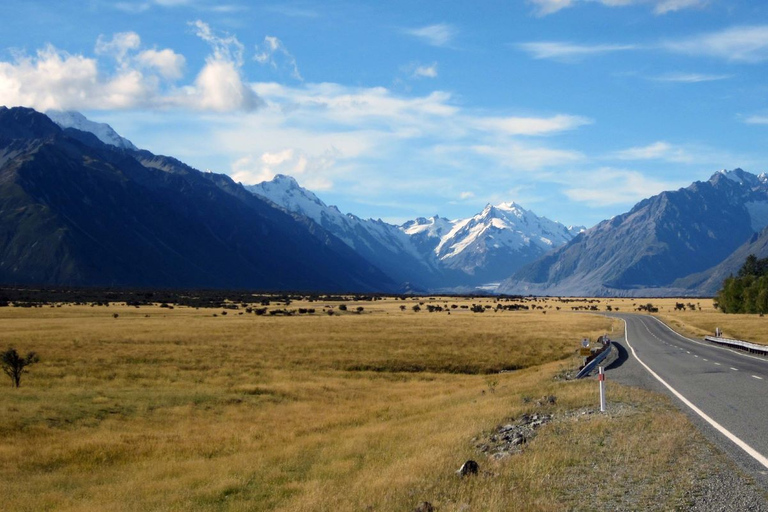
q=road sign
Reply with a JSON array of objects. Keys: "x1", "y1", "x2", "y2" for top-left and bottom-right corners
[
  {"x1": 580, "y1": 347, "x2": 592, "y2": 356},
  {"x1": 581, "y1": 338, "x2": 590, "y2": 348}
]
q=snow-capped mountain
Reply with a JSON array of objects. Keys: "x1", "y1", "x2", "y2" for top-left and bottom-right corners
[
  {"x1": 246, "y1": 175, "x2": 443, "y2": 289},
  {"x1": 45, "y1": 110, "x2": 138, "y2": 150},
  {"x1": 248, "y1": 175, "x2": 582, "y2": 290},
  {"x1": 403, "y1": 202, "x2": 583, "y2": 284}
]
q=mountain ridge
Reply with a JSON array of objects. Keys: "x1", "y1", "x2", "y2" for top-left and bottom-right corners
[
  {"x1": 0, "y1": 106, "x2": 395, "y2": 292},
  {"x1": 248, "y1": 174, "x2": 583, "y2": 290},
  {"x1": 498, "y1": 168, "x2": 768, "y2": 297}
]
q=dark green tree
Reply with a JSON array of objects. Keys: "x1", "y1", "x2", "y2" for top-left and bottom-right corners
[
  {"x1": 2, "y1": 348, "x2": 40, "y2": 388},
  {"x1": 716, "y1": 255, "x2": 768, "y2": 313}
]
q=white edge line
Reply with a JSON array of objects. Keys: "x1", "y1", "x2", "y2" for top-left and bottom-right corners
[{"x1": 622, "y1": 318, "x2": 768, "y2": 470}]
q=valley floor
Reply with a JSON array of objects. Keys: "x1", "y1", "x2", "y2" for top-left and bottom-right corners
[{"x1": 0, "y1": 296, "x2": 765, "y2": 510}]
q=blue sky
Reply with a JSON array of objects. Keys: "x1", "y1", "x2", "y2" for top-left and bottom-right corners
[{"x1": 1, "y1": 0, "x2": 768, "y2": 227}]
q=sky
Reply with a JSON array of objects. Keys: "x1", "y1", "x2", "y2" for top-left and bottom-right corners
[{"x1": 1, "y1": 1, "x2": 768, "y2": 228}]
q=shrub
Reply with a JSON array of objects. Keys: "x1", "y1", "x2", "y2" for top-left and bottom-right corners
[{"x1": 2, "y1": 348, "x2": 40, "y2": 388}]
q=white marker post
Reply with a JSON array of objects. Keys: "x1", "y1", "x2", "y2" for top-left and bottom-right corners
[{"x1": 598, "y1": 366, "x2": 606, "y2": 412}]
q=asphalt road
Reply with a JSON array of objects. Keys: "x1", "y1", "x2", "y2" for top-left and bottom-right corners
[{"x1": 605, "y1": 313, "x2": 768, "y2": 490}]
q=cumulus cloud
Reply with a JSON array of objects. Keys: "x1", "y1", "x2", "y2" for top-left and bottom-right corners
[
  {"x1": 0, "y1": 45, "x2": 151, "y2": 111},
  {"x1": 404, "y1": 24, "x2": 457, "y2": 47},
  {"x1": 136, "y1": 49, "x2": 186, "y2": 80},
  {"x1": 186, "y1": 20, "x2": 261, "y2": 111},
  {"x1": 95, "y1": 32, "x2": 141, "y2": 64},
  {"x1": 0, "y1": 23, "x2": 259, "y2": 112},
  {"x1": 254, "y1": 35, "x2": 302, "y2": 81}
]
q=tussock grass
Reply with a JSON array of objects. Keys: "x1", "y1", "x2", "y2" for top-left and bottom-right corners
[{"x1": 0, "y1": 298, "x2": 725, "y2": 510}]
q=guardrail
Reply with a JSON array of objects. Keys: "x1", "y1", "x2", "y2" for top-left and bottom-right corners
[
  {"x1": 575, "y1": 341, "x2": 612, "y2": 379},
  {"x1": 704, "y1": 336, "x2": 768, "y2": 356}
]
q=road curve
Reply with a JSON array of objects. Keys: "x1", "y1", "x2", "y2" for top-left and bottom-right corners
[{"x1": 606, "y1": 313, "x2": 768, "y2": 489}]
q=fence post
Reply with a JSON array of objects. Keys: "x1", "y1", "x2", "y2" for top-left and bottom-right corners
[{"x1": 599, "y1": 366, "x2": 606, "y2": 412}]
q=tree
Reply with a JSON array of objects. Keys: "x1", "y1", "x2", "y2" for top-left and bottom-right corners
[{"x1": 2, "y1": 348, "x2": 40, "y2": 388}]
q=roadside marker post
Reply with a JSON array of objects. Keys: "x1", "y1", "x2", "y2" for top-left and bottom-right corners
[{"x1": 598, "y1": 366, "x2": 606, "y2": 412}]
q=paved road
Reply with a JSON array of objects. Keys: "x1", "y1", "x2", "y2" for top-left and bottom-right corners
[{"x1": 606, "y1": 313, "x2": 768, "y2": 490}]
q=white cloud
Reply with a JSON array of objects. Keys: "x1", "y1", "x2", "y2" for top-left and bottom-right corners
[
  {"x1": 254, "y1": 35, "x2": 303, "y2": 81},
  {"x1": 528, "y1": 0, "x2": 575, "y2": 16},
  {"x1": 459, "y1": 191, "x2": 475, "y2": 200},
  {"x1": 0, "y1": 45, "x2": 148, "y2": 111},
  {"x1": 186, "y1": 20, "x2": 261, "y2": 110},
  {"x1": 192, "y1": 58, "x2": 261, "y2": 111},
  {"x1": 95, "y1": 32, "x2": 141, "y2": 64},
  {"x1": 516, "y1": 41, "x2": 638, "y2": 61},
  {"x1": 612, "y1": 141, "x2": 694, "y2": 163},
  {"x1": 654, "y1": 0, "x2": 707, "y2": 14},
  {"x1": 563, "y1": 168, "x2": 686, "y2": 206},
  {"x1": 472, "y1": 143, "x2": 584, "y2": 170},
  {"x1": 412, "y1": 63, "x2": 438, "y2": 79},
  {"x1": 178, "y1": 82, "x2": 593, "y2": 202},
  {"x1": 474, "y1": 114, "x2": 592, "y2": 136},
  {"x1": 404, "y1": 24, "x2": 457, "y2": 47},
  {"x1": 0, "y1": 24, "x2": 260, "y2": 112},
  {"x1": 744, "y1": 115, "x2": 768, "y2": 125},
  {"x1": 190, "y1": 19, "x2": 245, "y2": 66},
  {"x1": 136, "y1": 48, "x2": 186, "y2": 80},
  {"x1": 231, "y1": 148, "x2": 337, "y2": 190},
  {"x1": 528, "y1": 0, "x2": 707, "y2": 17},
  {"x1": 649, "y1": 72, "x2": 731, "y2": 82},
  {"x1": 664, "y1": 25, "x2": 768, "y2": 63}
]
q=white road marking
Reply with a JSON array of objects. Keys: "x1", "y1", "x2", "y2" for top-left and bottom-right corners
[
  {"x1": 731, "y1": 367, "x2": 739, "y2": 371},
  {"x1": 714, "y1": 362, "x2": 721, "y2": 366},
  {"x1": 622, "y1": 319, "x2": 768, "y2": 471},
  {"x1": 703, "y1": 358, "x2": 708, "y2": 362},
  {"x1": 753, "y1": 375, "x2": 764, "y2": 380}
]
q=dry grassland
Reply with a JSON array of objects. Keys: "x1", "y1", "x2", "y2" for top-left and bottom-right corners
[{"x1": 0, "y1": 297, "x2": 736, "y2": 510}]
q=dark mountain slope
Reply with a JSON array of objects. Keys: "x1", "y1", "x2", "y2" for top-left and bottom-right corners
[
  {"x1": 498, "y1": 169, "x2": 768, "y2": 296},
  {"x1": 0, "y1": 106, "x2": 394, "y2": 292}
]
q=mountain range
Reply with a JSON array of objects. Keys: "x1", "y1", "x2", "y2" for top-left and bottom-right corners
[
  {"x1": 0, "y1": 106, "x2": 393, "y2": 292},
  {"x1": 247, "y1": 175, "x2": 582, "y2": 291},
  {"x1": 1, "y1": 105, "x2": 765, "y2": 297},
  {"x1": 498, "y1": 168, "x2": 768, "y2": 297}
]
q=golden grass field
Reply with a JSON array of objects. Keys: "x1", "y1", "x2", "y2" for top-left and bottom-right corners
[{"x1": 0, "y1": 296, "x2": 760, "y2": 511}]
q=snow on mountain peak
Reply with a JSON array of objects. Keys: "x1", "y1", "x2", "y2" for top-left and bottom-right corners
[
  {"x1": 246, "y1": 174, "x2": 328, "y2": 224},
  {"x1": 45, "y1": 110, "x2": 138, "y2": 150}
]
